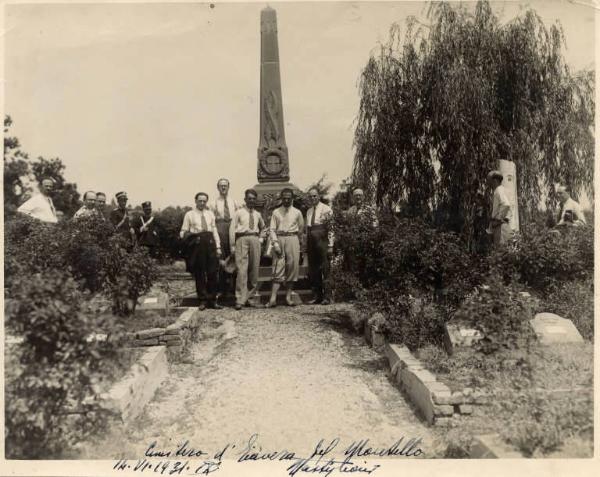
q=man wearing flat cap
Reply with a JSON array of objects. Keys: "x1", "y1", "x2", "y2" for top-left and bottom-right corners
[
  {"x1": 486, "y1": 170, "x2": 512, "y2": 247},
  {"x1": 110, "y1": 191, "x2": 135, "y2": 245},
  {"x1": 132, "y1": 201, "x2": 161, "y2": 257}
]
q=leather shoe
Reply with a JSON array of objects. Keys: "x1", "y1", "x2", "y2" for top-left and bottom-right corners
[
  {"x1": 235, "y1": 304, "x2": 243, "y2": 310},
  {"x1": 321, "y1": 299, "x2": 331, "y2": 305},
  {"x1": 198, "y1": 304, "x2": 206, "y2": 311},
  {"x1": 308, "y1": 298, "x2": 323, "y2": 305}
]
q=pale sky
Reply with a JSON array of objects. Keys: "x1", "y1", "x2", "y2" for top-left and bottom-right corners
[{"x1": 4, "y1": 1, "x2": 596, "y2": 209}]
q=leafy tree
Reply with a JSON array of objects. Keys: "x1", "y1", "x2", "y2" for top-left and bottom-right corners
[
  {"x1": 353, "y1": 1, "x2": 594, "y2": 244},
  {"x1": 4, "y1": 116, "x2": 31, "y2": 216}
]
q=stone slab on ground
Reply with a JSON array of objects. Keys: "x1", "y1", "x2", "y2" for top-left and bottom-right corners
[
  {"x1": 443, "y1": 322, "x2": 483, "y2": 355},
  {"x1": 103, "y1": 346, "x2": 168, "y2": 423},
  {"x1": 530, "y1": 313, "x2": 584, "y2": 345},
  {"x1": 469, "y1": 434, "x2": 523, "y2": 458},
  {"x1": 137, "y1": 291, "x2": 169, "y2": 315}
]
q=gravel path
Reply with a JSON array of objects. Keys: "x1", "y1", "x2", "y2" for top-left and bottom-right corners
[{"x1": 82, "y1": 304, "x2": 434, "y2": 460}]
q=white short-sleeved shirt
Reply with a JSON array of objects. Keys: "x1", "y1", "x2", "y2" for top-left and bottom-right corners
[{"x1": 17, "y1": 193, "x2": 58, "y2": 223}]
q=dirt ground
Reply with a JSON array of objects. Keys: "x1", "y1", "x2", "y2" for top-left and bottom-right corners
[{"x1": 80, "y1": 304, "x2": 435, "y2": 460}]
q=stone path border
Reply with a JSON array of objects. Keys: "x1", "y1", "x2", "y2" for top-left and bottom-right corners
[
  {"x1": 348, "y1": 307, "x2": 526, "y2": 457},
  {"x1": 122, "y1": 308, "x2": 201, "y2": 361},
  {"x1": 102, "y1": 346, "x2": 168, "y2": 423}
]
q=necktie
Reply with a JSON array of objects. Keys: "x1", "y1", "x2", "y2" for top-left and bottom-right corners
[
  {"x1": 201, "y1": 211, "x2": 208, "y2": 231},
  {"x1": 249, "y1": 210, "x2": 255, "y2": 231},
  {"x1": 311, "y1": 205, "x2": 316, "y2": 226},
  {"x1": 48, "y1": 197, "x2": 56, "y2": 217},
  {"x1": 224, "y1": 199, "x2": 230, "y2": 220}
]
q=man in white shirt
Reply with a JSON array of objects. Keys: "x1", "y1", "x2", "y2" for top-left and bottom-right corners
[
  {"x1": 306, "y1": 188, "x2": 334, "y2": 305},
  {"x1": 267, "y1": 188, "x2": 304, "y2": 307},
  {"x1": 346, "y1": 188, "x2": 378, "y2": 227},
  {"x1": 96, "y1": 192, "x2": 109, "y2": 219},
  {"x1": 229, "y1": 189, "x2": 266, "y2": 310},
  {"x1": 17, "y1": 177, "x2": 58, "y2": 223},
  {"x1": 556, "y1": 185, "x2": 586, "y2": 227},
  {"x1": 180, "y1": 192, "x2": 222, "y2": 310},
  {"x1": 486, "y1": 170, "x2": 513, "y2": 247},
  {"x1": 210, "y1": 178, "x2": 239, "y2": 302},
  {"x1": 74, "y1": 191, "x2": 99, "y2": 220}
]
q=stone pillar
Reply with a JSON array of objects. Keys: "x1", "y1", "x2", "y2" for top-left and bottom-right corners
[
  {"x1": 253, "y1": 6, "x2": 300, "y2": 211},
  {"x1": 498, "y1": 159, "x2": 519, "y2": 232},
  {"x1": 257, "y1": 6, "x2": 289, "y2": 183}
]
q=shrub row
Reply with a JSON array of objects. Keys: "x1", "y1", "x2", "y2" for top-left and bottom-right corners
[{"x1": 330, "y1": 209, "x2": 594, "y2": 350}]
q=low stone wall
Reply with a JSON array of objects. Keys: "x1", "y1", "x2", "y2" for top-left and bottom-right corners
[
  {"x1": 122, "y1": 308, "x2": 200, "y2": 361},
  {"x1": 349, "y1": 308, "x2": 486, "y2": 426},
  {"x1": 102, "y1": 346, "x2": 168, "y2": 423}
]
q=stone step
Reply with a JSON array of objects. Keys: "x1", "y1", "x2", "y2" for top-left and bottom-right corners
[
  {"x1": 160, "y1": 265, "x2": 309, "y2": 282},
  {"x1": 180, "y1": 289, "x2": 314, "y2": 307}
]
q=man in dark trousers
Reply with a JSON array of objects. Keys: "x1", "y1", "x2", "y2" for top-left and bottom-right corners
[
  {"x1": 306, "y1": 188, "x2": 334, "y2": 305},
  {"x1": 109, "y1": 191, "x2": 135, "y2": 246},
  {"x1": 180, "y1": 192, "x2": 222, "y2": 310},
  {"x1": 132, "y1": 201, "x2": 161, "y2": 257}
]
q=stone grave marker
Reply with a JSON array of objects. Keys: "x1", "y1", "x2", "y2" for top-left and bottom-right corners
[
  {"x1": 443, "y1": 323, "x2": 483, "y2": 355},
  {"x1": 137, "y1": 291, "x2": 169, "y2": 315},
  {"x1": 530, "y1": 312, "x2": 584, "y2": 345}
]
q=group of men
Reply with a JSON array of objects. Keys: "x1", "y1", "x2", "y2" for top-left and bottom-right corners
[
  {"x1": 17, "y1": 172, "x2": 586, "y2": 310},
  {"x1": 180, "y1": 179, "x2": 335, "y2": 311},
  {"x1": 486, "y1": 170, "x2": 586, "y2": 247},
  {"x1": 16, "y1": 178, "x2": 161, "y2": 255}
]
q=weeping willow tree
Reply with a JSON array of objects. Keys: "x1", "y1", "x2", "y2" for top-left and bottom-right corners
[{"x1": 353, "y1": 0, "x2": 594, "y2": 242}]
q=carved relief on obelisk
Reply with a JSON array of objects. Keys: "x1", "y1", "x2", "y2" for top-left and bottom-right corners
[{"x1": 257, "y1": 6, "x2": 289, "y2": 183}]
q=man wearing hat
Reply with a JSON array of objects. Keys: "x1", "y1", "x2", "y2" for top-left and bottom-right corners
[
  {"x1": 486, "y1": 170, "x2": 512, "y2": 247},
  {"x1": 132, "y1": 201, "x2": 161, "y2": 257},
  {"x1": 229, "y1": 188, "x2": 265, "y2": 310},
  {"x1": 110, "y1": 191, "x2": 135, "y2": 244},
  {"x1": 17, "y1": 177, "x2": 58, "y2": 223},
  {"x1": 180, "y1": 192, "x2": 222, "y2": 310},
  {"x1": 210, "y1": 178, "x2": 239, "y2": 302}
]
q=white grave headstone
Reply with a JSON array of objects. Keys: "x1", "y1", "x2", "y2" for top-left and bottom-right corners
[
  {"x1": 498, "y1": 159, "x2": 519, "y2": 232},
  {"x1": 530, "y1": 313, "x2": 584, "y2": 344}
]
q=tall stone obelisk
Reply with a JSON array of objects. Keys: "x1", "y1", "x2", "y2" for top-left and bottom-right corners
[{"x1": 254, "y1": 6, "x2": 299, "y2": 206}]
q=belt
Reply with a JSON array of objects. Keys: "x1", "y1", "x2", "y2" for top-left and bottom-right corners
[
  {"x1": 235, "y1": 232, "x2": 259, "y2": 239},
  {"x1": 276, "y1": 232, "x2": 298, "y2": 237},
  {"x1": 308, "y1": 224, "x2": 326, "y2": 230},
  {"x1": 215, "y1": 218, "x2": 232, "y2": 223}
]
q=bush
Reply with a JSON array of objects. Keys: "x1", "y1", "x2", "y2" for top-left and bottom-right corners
[
  {"x1": 331, "y1": 210, "x2": 483, "y2": 348},
  {"x1": 542, "y1": 278, "x2": 594, "y2": 341},
  {"x1": 454, "y1": 274, "x2": 536, "y2": 354},
  {"x1": 5, "y1": 270, "x2": 122, "y2": 458},
  {"x1": 104, "y1": 236, "x2": 158, "y2": 316},
  {"x1": 156, "y1": 206, "x2": 189, "y2": 260},
  {"x1": 4, "y1": 214, "x2": 157, "y2": 314},
  {"x1": 498, "y1": 224, "x2": 593, "y2": 293}
]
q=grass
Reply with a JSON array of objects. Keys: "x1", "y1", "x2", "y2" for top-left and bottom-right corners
[{"x1": 418, "y1": 342, "x2": 593, "y2": 457}]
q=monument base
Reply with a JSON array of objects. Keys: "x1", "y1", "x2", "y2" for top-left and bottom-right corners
[{"x1": 252, "y1": 181, "x2": 301, "y2": 209}]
